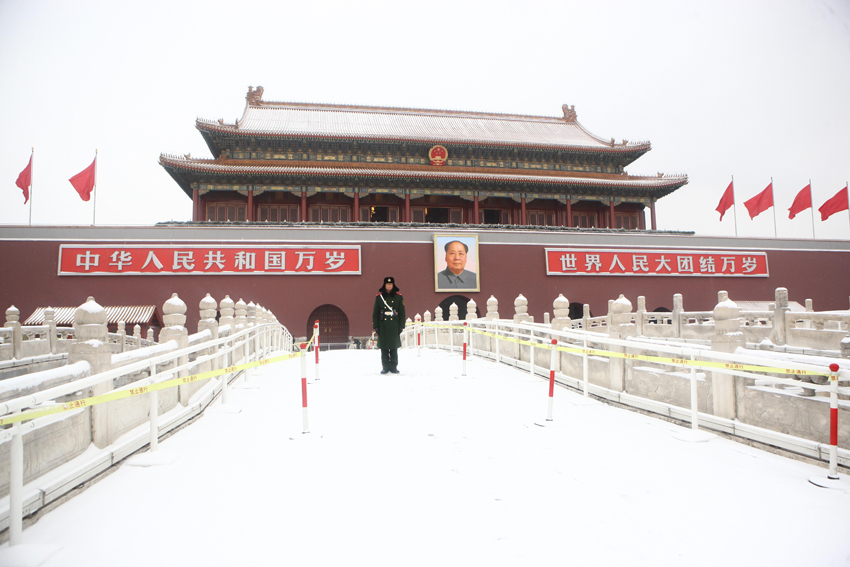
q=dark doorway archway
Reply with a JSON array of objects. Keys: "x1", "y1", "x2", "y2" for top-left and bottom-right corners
[
  {"x1": 307, "y1": 304, "x2": 350, "y2": 346},
  {"x1": 437, "y1": 295, "x2": 471, "y2": 320}
]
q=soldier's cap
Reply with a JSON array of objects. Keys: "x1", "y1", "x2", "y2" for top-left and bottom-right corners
[{"x1": 383, "y1": 277, "x2": 395, "y2": 285}]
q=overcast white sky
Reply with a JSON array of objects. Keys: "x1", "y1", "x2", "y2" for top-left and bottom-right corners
[{"x1": 1, "y1": 0, "x2": 849, "y2": 239}]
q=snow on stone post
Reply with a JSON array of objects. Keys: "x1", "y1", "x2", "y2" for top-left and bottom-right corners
[
  {"x1": 710, "y1": 291, "x2": 744, "y2": 418},
  {"x1": 117, "y1": 321, "x2": 127, "y2": 353},
  {"x1": 435, "y1": 306, "x2": 444, "y2": 322},
  {"x1": 69, "y1": 297, "x2": 112, "y2": 448},
  {"x1": 198, "y1": 294, "x2": 219, "y2": 372},
  {"x1": 146, "y1": 328, "x2": 155, "y2": 343},
  {"x1": 486, "y1": 296, "x2": 499, "y2": 320},
  {"x1": 160, "y1": 293, "x2": 191, "y2": 406},
  {"x1": 133, "y1": 324, "x2": 141, "y2": 349},
  {"x1": 773, "y1": 287, "x2": 789, "y2": 346},
  {"x1": 4, "y1": 305, "x2": 23, "y2": 360},
  {"x1": 551, "y1": 294, "x2": 571, "y2": 331},
  {"x1": 582, "y1": 304, "x2": 590, "y2": 331},
  {"x1": 44, "y1": 307, "x2": 57, "y2": 354},
  {"x1": 449, "y1": 303, "x2": 459, "y2": 321},
  {"x1": 608, "y1": 294, "x2": 636, "y2": 392},
  {"x1": 466, "y1": 299, "x2": 478, "y2": 321},
  {"x1": 672, "y1": 293, "x2": 684, "y2": 338},
  {"x1": 423, "y1": 311, "x2": 431, "y2": 347}
]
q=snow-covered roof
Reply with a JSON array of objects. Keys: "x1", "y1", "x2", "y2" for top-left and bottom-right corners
[
  {"x1": 197, "y1": 99, "x2": 650, "y2": 153},
  {"x1": 24, "y1": 306, "x2": 158, "y2": 326}
]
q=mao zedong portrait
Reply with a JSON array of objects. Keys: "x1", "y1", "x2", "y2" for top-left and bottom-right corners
[{"x1": 437, "y1": 240, "x2": 478, "y2": 290}]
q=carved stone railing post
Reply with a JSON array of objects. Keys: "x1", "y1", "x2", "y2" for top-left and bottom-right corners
[
  {"x1": 435, "y1": 306, "x2": 444, "y2": 322},
  {"x1": 133, "y1": 324, "x2": 141, "y2": 348},
  {"x1": 4, "y1": 306, "x2": 23, "y2": 360},
  {"x1": 636, "y1": 296, "x2": 646, "y2": 337},
  {"x1": 582, "y1": 304, "x2": 590, "y2": 330},
  {"x1": 608, "y1": 294, "x2": 635, "y2": 392},
  {"x1": 146, "y1": 328, "x2": 155, "y2": 343},
  {"x1": 449, "y1": 303, "x2": 459, "y2": 321},
  {"x1": 711, "y1": 291, "x2": 744, "y2": 418},
  {"x1": 773, "y1": 287, "x2": 789, "y2": 346},
  {"x1": 219, "y1": 295, "x2": 235, "y2": 330},
  {"x1": 513, "y1": 294, "x2": 531, "y2": 324},
  {"x1": 160, "y1": 293, "x2": 190, "y2": 406},
  {"x1": 45, "y1": 307, "x2": 57, "y2": 354},
  {"x1": 234, "y1": 298, "x2": 248, "y2": 364},
  {"x1": 551, "y1": 294, "x2": 571, "y2": 331},
  {"x1": 466, "y1": 299, "x2": 478, "y2": 321},
  {"x1": 117, "y1": 321, "x2": 127, "y2": 353},
  {"x1": 486, "y1": 296, "x2": 499, "y2": 320},
  {"x1": 672, "y1": 293, "x2": 684, "y2": 338},
  {"x1": 219, "y1": 296, "x2": 235, "y2": 369},
  {"x1": 198, "y1": 294, "x2": 219, "y2": 372},
  {"x1": 69, "y1": 297, "x2": 112, "y2": 448}
]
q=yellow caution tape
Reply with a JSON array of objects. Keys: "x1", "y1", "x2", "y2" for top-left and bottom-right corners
[
  {"x1": 0, "y1": 350, "x2": 301, "y2": 427},
  {"x1": 417, "y1": 322, "x2": 831, "y2": 377}
]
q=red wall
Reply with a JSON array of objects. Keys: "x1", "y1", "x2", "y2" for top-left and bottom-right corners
[{"x1": 1, "y1": 227, "x2": 848, "y2": 340}]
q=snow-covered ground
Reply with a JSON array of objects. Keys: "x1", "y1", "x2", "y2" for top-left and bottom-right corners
[{"x1": 2, "y1": 348, "x2": 849, "y2": 567}]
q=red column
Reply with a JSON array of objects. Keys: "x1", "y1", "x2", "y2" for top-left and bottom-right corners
[
  {"x1": 609, "y1": 201, "x2": 616, "y2": 229},
  {"x1": 192, "y1": 188, "x2": 200, "y2": 222},
  {"x1": 405, "y1": 193, "x2": 410, "y2": 223},
  {"x1": 650, "y1": 201, "x2": 657, "y2": 231},
  {"x1": 639, "y1": 206, "x2": 646, "y2": 230},
  {"x1": 301, "y1": 191, "x2": 307, "y2": 222},
  {"x1": 247, "y1": 190, "x2": 254, "y2": 222},
  {"x1": 473, "y1": 195, "x2": 479, "y2": 224},
  {"x1": 353, "y1": 191, "x2": 360, "y2": 222},
  {"x1": 521, "y1": 196, "x2": 527, "y2": 226},
  {"x1": 566, "y1": 200, "x2": 572, "y2": 227}
]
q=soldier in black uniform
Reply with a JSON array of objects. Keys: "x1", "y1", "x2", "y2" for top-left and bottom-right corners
[{"x1": 372, "y1": 276, "x2": 406, "y2": 374}]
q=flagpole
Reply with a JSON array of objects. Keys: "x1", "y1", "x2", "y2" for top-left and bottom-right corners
[
  {"x1": 771, "y1": 177, "x2": 777, "y2": 238},
  {"x1": 809, "y1": 180, "x2": 815, "y2": 239},
  {"x1": 28, "y1": 148, "x2": 33, "y2": 226},
  {"x1": 731, "y1": 175, "x2": 738, "y2": 236},
  {"x1": 92, "y1": 149, "x2": 98, "y2": 226}
]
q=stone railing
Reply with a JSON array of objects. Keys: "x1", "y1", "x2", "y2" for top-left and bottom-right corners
[
  {"x1": 0, "y1": 292, "x2": 291, "y2": 541},
  {"x1": 403, "y1": 290, "x2": 849, "y2": 466}
]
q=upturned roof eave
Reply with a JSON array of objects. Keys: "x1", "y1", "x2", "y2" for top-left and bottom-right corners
[{"x1": 158, "y1": 155, "x2": 687, "y2": 195}]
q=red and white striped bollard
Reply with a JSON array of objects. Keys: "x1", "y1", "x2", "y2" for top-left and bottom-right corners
[
  {"x1": 462, "y1": 321, "x2": 468, "y2": 376},
  {"x1": 535, "y1": 339, "x2": 559, "y2": 426},
  {"x1": 301, "y1": 343, "x2": 310, "y2": 433},
  {"x1": 313, "y1": 320, "x2": 320, "y2": 382}
]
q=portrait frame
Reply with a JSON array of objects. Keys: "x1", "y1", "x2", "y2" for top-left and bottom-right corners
[{"x1": 434, "y1": 234, "x2": 480, "y2": 293}]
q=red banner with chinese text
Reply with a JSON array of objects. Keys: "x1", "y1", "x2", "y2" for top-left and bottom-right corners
[
  {"x1": 545, "y1": 248, "x2": 768, "y2": 277},
  {"x1": 58, "y1": 245, "x2": 361, "y2": 275}
]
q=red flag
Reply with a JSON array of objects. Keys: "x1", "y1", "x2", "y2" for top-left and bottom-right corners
[
  {"x1": 69, "y1": 156, "x2": 97, "y2": 201},
  {"x1": 788, "y1": 184, "x2": 812, "y2": 220},
  {"x1": 15, "y1": 155, "x2": 32, "y2": 204},
  {"x1": 716, "y1": 181, "x2": 734, "y2": 221},
  {"x1": 743, "y1": 182, "x2": 774, "y2": 219},
  {"x1": 818, "y1": 186, "x2": 849, "y2": 221}
]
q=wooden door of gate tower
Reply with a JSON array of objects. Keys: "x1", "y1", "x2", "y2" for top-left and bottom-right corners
[{"x1": 307, "y1": 304, "x2": 350, "y2": 347}]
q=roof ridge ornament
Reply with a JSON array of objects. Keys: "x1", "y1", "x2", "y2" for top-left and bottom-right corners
[
  {"x1": 247, "y1": 85, "x2": 264, "y2": 106},
  {"x1": 562, "y1": 104, "x2": 577, "y2": 122}
]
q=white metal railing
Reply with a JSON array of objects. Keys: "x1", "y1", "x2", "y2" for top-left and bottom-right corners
[
  {"x1": 0, "y1": 321, "x2": 292, "y2": 546},
  {"x1": 405, "y1": 318, "x2": 849, "y2": 468}
]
